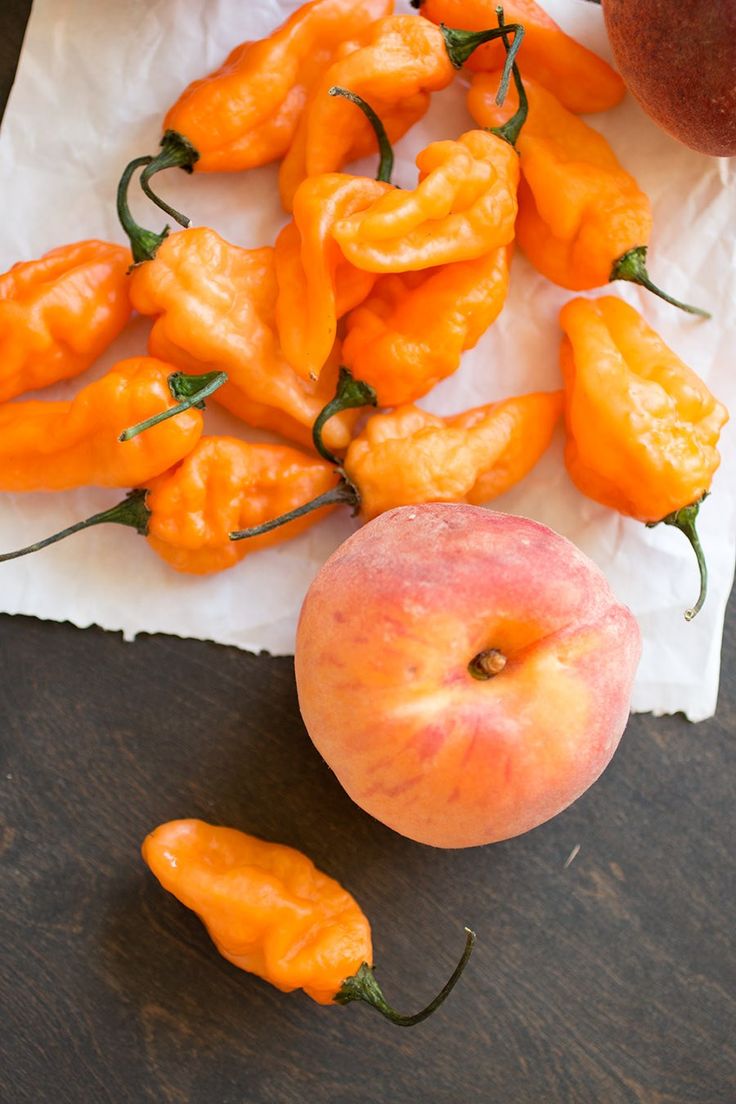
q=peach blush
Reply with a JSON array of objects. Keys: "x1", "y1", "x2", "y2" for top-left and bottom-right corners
[{"x1": 295, "y1": 503, "x2": 641, "y2": 848}]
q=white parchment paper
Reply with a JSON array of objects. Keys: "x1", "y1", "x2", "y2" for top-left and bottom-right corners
[{"x1": 0, "y1": 0, "x2": 733, "y2": 720}]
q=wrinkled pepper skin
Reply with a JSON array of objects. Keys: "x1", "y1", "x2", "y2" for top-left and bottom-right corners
[
  {"x1": 279, "y1": 14, "x2": 454, "y2": 211},
  {"x1": 332, "y1": 130, "x2": 519, "y2": 273},
  {"x1": 0, "y1": 240, "x2": 132, "y2": 403},
  {"x1": 419, "y1": 0, "x2": 625, "y2": 113},
  {"x1": 0, "y1": 357, "x2": 202, "y2": 492},
  {"x1": 128, "y1": 227, "x2": 357, "y2": 452},
  {"x1": 276, "y1": 174, "x2": 392, "y2": 380},
  {"x1": 560, "y1": 297, "x2": 727, "y2": 522},
  {"x1": 345, "y1": 391, "x2": 563, "y2": 520},
  {"x1": 146, "y1": 437, "x2": 339, "y2": 574},
  {"x1": 342, "y1": 246, "x2": 511, "y2": 405},
  {"x1": 142, "y1": 819, "x2": 372, "y2": 1004},
  {"x1": 163, "y1": 0, "x2": 393, "y2": 173},
  {"x1": 468, "y1": 72, "x2": 651, "y2": 290}
]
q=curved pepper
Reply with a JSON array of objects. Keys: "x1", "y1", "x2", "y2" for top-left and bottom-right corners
[
  {"x1": 0, "y1": 437, "x2": 339, "y2": 574},
  {"x1": 0, "y1": 357, "x2": 205, "y2": 492},
  {"x1": 345, "y1": 390, "x2": 562, "y2": 519},
  {"x1": 231, "y1": 376, "x2": 562, "y2": 544},
  {"x1": 468, "y1": 71, "x2": 709, "y2": 316},
  {"x1": 275, "y1": 173, "x2": 392, "y2": 380},
  {"x1": 128, "y1": 226, "x2": 358, "y2": 452},
  {"x1": 156, "y1": 0, "x2": 393, "y2": 175},
  {"x1": 560, "y1": 296, "x2": 728, "y2": 619},
  {"x1": 142, "y1": 819, "x2": 475, "y2": 1023},
  {"x1": 0, "y1": 240, "x2": 132, "y2": 403},
  {"x1": 332, "y1": 129, "x2": 519, "y2": 273},
  {"x1": 278, "y1": 14, "x2": 455, "y2": 211},
  {"x1": 342, "y1": 246, "x2": 511, "y2": 405},
  {"x1": 416, "y1": 0, "x2": 625, "y2": 113}
]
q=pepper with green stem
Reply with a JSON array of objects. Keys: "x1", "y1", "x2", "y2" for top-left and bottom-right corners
[
  {"x1": 231, "y1": 373, "x2": 565, "y2": 541},
  {"x1": 467, "y1": 44, "x2": 710, "y2": 316}
]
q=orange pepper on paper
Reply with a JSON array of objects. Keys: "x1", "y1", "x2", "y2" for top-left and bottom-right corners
[{"x1": 0, "y1": 240, "x2": 131, "y2": 403}]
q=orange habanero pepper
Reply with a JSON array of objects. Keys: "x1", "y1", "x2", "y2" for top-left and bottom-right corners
[
  {"x1": 275, "y1": 91, "x2": 396, "y2": 380},
  {"x1": 342, "y1": 246, "x2": 511, "y2": 406},
  {"x1": 0, "y1": 357, "x2": 207, "y2": 493},
  {"x1": 141, "y1": 819, "x2": 475, "y2": 1023},
  {"x1": 231, "y1": 370, "x2": 562, "y2": 543},
  {"x1": 416, "y1": 0, "x2": 625, "y2": 113},
  {"x1": 331, "y1": 110, "x2": 523, "y2": 273},
  {"x1": 0, "y1": 240, "x2": 132, "y2": 403},
  {"x1": 139, "y1": 0, "x2": 394, "y2": 191},
  {"x1": 560, "y1": 296, "x2": 728, "y2": 619},
  {"x1": 468, "y1": 71, "x2": 709, "y2": 316},
  {"x1": 0, "y1": 437, "x2": 339, "y2": 574},
  {"x1": 117, "y1": 161, "x2": 358, "y2": 454}
]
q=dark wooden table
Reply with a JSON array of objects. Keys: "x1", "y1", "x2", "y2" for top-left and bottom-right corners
[{"x1": 1, "y1": 6, "x2": 734, "y2": 1102}]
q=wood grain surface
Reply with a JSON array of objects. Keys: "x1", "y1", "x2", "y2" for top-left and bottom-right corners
[{"x1": 0, "y1": 5, "x2": 734, "y2": 1102}]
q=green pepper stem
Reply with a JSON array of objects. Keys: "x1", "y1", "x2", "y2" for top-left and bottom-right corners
[
  {"x1": 0, "y1": 490, "x2": 151, "y2": 564},
  {"x1": 648, "y1": 497, "x2": 709, "y2": 620},
  {"x1": 229, "y1": 481, "x2": 358, "y2": 542},
  {"x1": 139, "y1": 130, "x2": 199, "y2": 227},
  {"x1": 611, "y1": 247, "x2": 711, "y2": 318},
  {"x1": 335, "y1": 927, "x2": 476, "y2": 1027},
  {"x1": 329, "y1": 87, "x2": 395, "y2": 184},
  {"x1": 117, "y1": 155, "x2": 169, "y2": 264},
  {"x1": 118, "y1": 371, "x2": 228, "y2": 442},
  {"x1": 313, "y1": 366, "x2": 377, "y2": 465},
  {"x1": 488, "y1": 8, "x2": 528, "y2": 144},
  {"x1": 440, "y1": 18, "x2": 524, "y2": 104},
  {"x1": 230, "y1": 366, "x2": 376, "y2": 541}
]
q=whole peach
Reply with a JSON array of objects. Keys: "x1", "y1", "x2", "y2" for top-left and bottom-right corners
[{"x1": 295, "y1": 503, "x2": 641, "y2": 848}]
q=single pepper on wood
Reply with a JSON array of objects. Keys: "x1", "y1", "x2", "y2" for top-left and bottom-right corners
[
  {"x1": 415, "y1": 0, "x2": 625, "y2": 113},
  {"x1": 0, "y1": 357, "x2": 208, "y2": 493},
  {"x1": 342, "y1": 245, "x2": 511, "y2": 406},
  {"x1": 0, "y1": 240, "x2": 132, "y2": 403},
  {"x1": 560, "y1": 296, "x2": 728, "y2": 619},
  {"x1": 468, "y1": 71, "x2": 709, "y2": 316},
  {"x1": 0, "y1": 437, "x2": 340, "y2": 574},
  {"x1": 142, "y1": 819, "x2": 475, "y2": 1023},
  {"x1": 231, "y1": 369, "x2": 562, "y2": 542}
]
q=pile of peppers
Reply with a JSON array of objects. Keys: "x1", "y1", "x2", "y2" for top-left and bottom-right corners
[{"x1": 0, "y1": 0, "x2": 729, "y2": 1020}]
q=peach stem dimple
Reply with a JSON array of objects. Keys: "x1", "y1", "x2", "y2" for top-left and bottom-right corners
[{"x1": 468, "y1": 648, "x2": 507, "y2": 680}]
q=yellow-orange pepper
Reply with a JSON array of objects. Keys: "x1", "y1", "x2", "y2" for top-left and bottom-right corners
[
  {"x1": 278, "y1": 14, "x2": 455, "y2": 211},
  {"x1": 332, "y1": 129, "x2": 520, "y2": 273},
  {"x1": 342, "y1": 246, "x2": 511, "y2": 405},
  {"x1": 125, "y1": 222, "x2": 357, "y2": 453},
  {"x1": 0, "y1": 240, "x2": 132, "y2": 403},
  {"x1": 0, "y1": 357, "x2": 205, "y2": 493},
  {"x1": 344, "y1": 391, "x2": 562, "y2": 520},
  {"x1": 149, "y1": 0, "x2": 394, "y2": 177},
  {"x1": 417, "y1": 0, "x2": 625, "y2": 113},
  {"x1": 0, "y1": 437, "x2": 339, "y2": 574},
  {"x1": 275, "y1": 172, "x2": 391, "y2": 380},
  {"x1": 141, "y1": 819, "x2": 475, "y2": 1023},
  {"x1": 231, "y1": 376, "x2": 562, "y2": 543},
  {"x1": 468, "y1": 71, "x2": 709, "y2": 316},
  {"x1": 560, "y1": 296, "x2": 728, "y2": 619}
]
